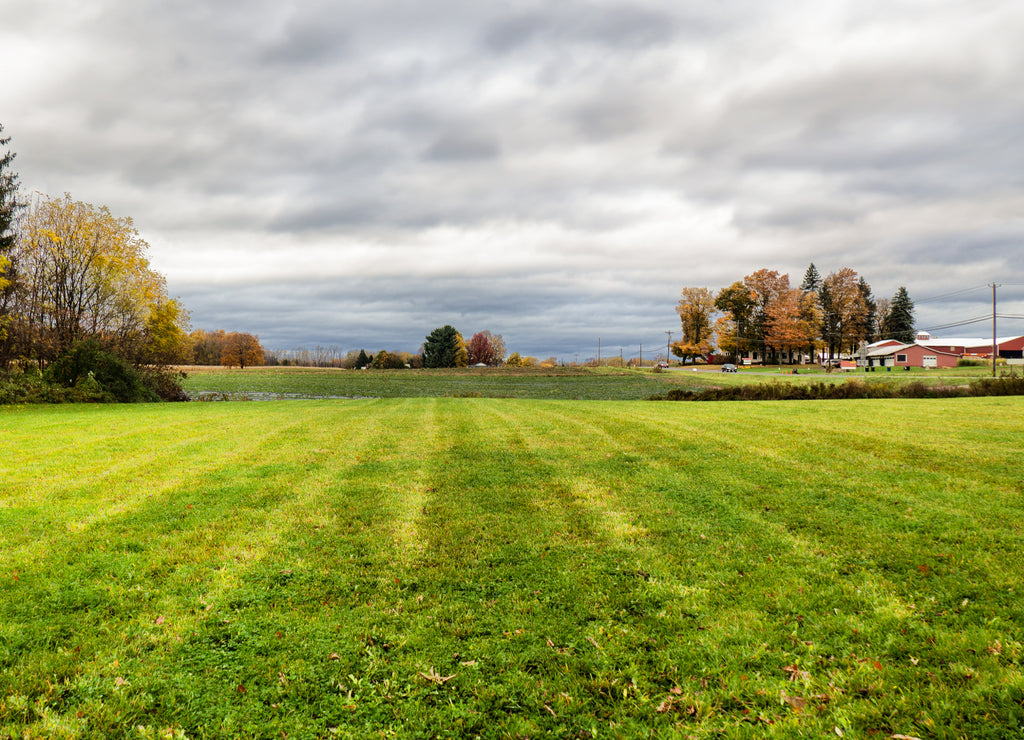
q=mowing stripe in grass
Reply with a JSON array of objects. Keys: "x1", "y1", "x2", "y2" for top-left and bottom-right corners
[{"x1": 2, "y1": 398, "x2": 1023, "y2": 737}]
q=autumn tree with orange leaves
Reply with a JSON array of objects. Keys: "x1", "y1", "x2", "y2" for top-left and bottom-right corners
[{"x1": 220, "y1": 332, "x2": 265, "y2": 369}]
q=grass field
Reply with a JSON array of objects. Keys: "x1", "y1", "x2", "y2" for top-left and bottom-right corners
[
  {"x1": 178, "y1": 365, "x2": 1001, "y2": 401},
  {"x1": 2, "y1": 397, "x2": 1022, "y2": 738}
]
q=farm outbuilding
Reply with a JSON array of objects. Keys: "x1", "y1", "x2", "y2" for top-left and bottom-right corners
[
  {"x1": 915, "y1": 334, "x2": 1024, "y2": 363},
  {"x1": 864, "y1": 343, "x2": 960, "y2": 369}
]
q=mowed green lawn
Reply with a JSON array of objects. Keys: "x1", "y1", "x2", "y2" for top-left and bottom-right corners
[{"x1": 2, "y1": 398, "x2": 1023, "y2": 738}]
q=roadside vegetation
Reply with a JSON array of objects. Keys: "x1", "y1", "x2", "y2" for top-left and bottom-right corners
[
  {"x1": 653, "y1": 375, "x2": 1024, "y2": 402},
  {"x1": 2, "y1": 398, "x2": 1023, "y2": 738}
]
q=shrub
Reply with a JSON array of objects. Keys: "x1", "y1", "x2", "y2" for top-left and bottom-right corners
[
  {"x1": 44, "y1": 341, "x2": 157, "y2": 403},
  {"x1": 652, "y1": 376, "x2": 1024, "y2": 402},
  {"x1": 142, "y1": 367, "x2": 190, "y2": 401},
  {"x1": 0, "y1": 368, "x2": 109, "y2": 403},
  {"x1": 970, "y1": 376, "x2": 1024, "y2": 397}
]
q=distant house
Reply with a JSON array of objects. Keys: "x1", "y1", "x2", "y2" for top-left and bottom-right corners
[{"x1": 738, "y1": 348, "x2": 813, "y2": 365}]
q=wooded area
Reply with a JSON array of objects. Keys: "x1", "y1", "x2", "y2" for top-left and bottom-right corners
[{"x1": 673, "y1": 264, "x2": 915, "y2": 364}]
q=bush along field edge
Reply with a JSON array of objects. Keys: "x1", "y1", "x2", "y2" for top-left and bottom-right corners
[{"x1": 649, "y1": 375, "x2": 1024, "y2": 402}]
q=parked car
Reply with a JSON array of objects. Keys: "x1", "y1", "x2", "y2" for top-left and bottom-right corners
[
  {"x1": 721, "y1": 363, "x2": 738, "y2": 373},
  {"x1": 657, "y1": 361, "x2": 670, "y2": 369}
]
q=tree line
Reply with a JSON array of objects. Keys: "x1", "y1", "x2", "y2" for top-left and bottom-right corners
[{"x1": 673, "y1": 264, "x2": 915, "y2": 364}]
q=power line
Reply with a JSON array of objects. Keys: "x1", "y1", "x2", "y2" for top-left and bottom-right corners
[
  {"x1": 922, "y1": 315, "x2": 993, "y2": 332},
  {"x1": 915, "y1": 285, "x2": 989, "y2": 304}
]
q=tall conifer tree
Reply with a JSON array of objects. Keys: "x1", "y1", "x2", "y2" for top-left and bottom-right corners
[
  {"x1": 885, "y1": 287, "x2": 915, "y2": 343},
  {"x1": 1, "y1": 126, "x2": 25, "y2": 365},
  {"x1": 801, "y1": 263, "x2": 822, "y2": 293}
]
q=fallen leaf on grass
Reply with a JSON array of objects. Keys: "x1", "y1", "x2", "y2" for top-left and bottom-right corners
[
  {"x1": 909, "y1": 657, "x2": 919, "y2": 665},
  {"x1": 114, "y1": 677, "x2": 128, "y2": 687},
  {"x1": 782, "y1": 692, "x2": 806, "y2": 712},
  {"x1": 988, "y1": 640, "x2": 1002, "y2": 656},
  {"x1": 418, "y1": 667, "x2": 456, "y2": 685},
  {"x1": 891, "y1": 735, "x2": 923, "y2": 740},
  {"x1": 154, "y1": 615, "x2": 166, "y2": 626},
  {"x1": 658, "y1": 698, "x2": 698, "y2": 716},
  {"x1": 782, "y1": 664, "x2": 810, "y2": 682},
  {"x1": 587, "y1": 637, "x2": 602, "y2": 651}
]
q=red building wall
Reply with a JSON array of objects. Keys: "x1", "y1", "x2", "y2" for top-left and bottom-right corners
[{"x1": 894, "y1": 345, "x2": 959, "y2": 368}]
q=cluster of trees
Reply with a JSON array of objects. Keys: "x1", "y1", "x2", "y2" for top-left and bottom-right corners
[
  {"x1": 674, "y1": 264, "x2": 915, "y2": 364},
  {"x1": 0, "y1": 129, "x2": 195, "y2": 400},
  {"x1": 189, "y1": 329, "x2": 266, "y2": 368},
  {"x1": 0, "y1": 191, "x2": 192, "y2": 371},
  {"x1": 422, "y1": 326, "x2": 507, "y2": 368}
]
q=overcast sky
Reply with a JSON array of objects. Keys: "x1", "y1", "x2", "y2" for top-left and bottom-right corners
[{"x1": 3, "y1": 0, "x2": 1023, "y2": 359}]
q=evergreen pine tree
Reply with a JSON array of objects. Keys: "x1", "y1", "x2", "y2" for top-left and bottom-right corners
[
  {"x1": 886, "y1": 287, "x2": 915, "y2": 343},
  {"x1": 1, "y1": 127, "x2": 25, "y2": 366},
  {"x1": 0, "y1": 124, "x2": 21, "y2": 261},
  {"x1": 800, "y1": 263, "x2": 822, "y2": 293},
  {"x1": 858, "y1": 276, "x2": 876, "y2": 342},
  {"x1": 356, "y1": 349, "x2": 370, "y2": 368},
  {"x1": 422, "y1": 325, "x2": 464, "y2": 368}
]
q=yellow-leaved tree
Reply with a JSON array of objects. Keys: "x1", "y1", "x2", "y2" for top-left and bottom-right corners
[
  {"x1": 9, "y1": 193, "x2": 188, "y2": 366},
  {"x1": 672, "y1": 286, "x2": 717, "y2": 362}
]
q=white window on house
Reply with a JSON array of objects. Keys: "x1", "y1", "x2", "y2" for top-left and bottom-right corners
[{"x1": 896, "y1": 354, "x2": 907, "y2": 363}]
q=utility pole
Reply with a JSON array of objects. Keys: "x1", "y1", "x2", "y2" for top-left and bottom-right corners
[
  {"x1": 665, "y1": 331, "x2": 673, "y2": 364},
  {"x1": 597, "y1": 338, "x2": 601, "y2": 365},
  {"x1": 992, "y1": 283, "x2": 999, "y2": 378},
  {"x1": 639, "y1": 344, "x2": 642, "y2": 367}
]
